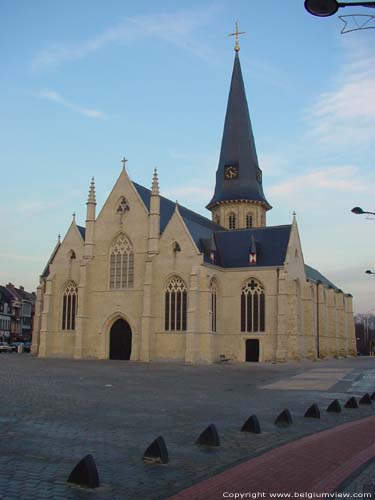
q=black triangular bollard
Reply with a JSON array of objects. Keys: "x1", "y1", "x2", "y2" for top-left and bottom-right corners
[
  {"x1": 327, "y1": 399, "x2": 341, "y2": 413},
  {"x1": 67, "y1": 454, "x2": 99, "y2": 489},
  {"x1": 196, "y1": 424, "x2": 220, "y2": 446},
  {"x1": 142, "y1": 436, "x2": 169, "y2": 464},
  {"x1": 304, "y1": 403, "x2": 320, "y2": 419},
  {"x1": 241, "y1": 414, "x2": 261, "y2": 434},
  {"x1": 359, "y1": 393, "x2": 372, "y2": 405},
  {"x1": 274, "y1": 409, "x2": 293, "y2": 427},
  {"x1": 371, "y1": 391, "x2": 375, "y2": 401},
  {"x1": 344, "y1": 396, "x2": 359, "y2": 409}
]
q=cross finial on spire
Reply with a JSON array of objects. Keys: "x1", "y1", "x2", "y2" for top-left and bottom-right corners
[
  {"x1": 72, "y1": 211, "x2": 76, "y2": 222},
  {"x1": 58, "y1": 234, "x2": 61, "y2": 243},
  {"x1": 121, "y1": 157, "x2": 128, "y2": 170},
  {"x1": 293, "y1": 210, "x2": 296, "y2": 216},
  {"x1": 228, "y1": 21, "x2": 246, "y2": 52}
]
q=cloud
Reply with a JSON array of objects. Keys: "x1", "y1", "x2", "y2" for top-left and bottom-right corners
[
  {"x1": 35, "y1": 89, "x2": 107, "y2": 119},
  {"x1": 269, "y1": 165, "x2": 368, "y2": 199},
  {"x1": 304, "y1": 41, "x2": 375, "y2": 148},
  {"x1": 31, "y1": 7, "x2": 218, "y2": 70}
]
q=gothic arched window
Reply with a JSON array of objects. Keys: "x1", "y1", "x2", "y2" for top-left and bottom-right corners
[
  {"x1": 62, "y1": 281, "x2": 78, "y2": 331},
  {"x1": 228, "y1": 212, "x2": 236, "y2": 229},
  {"x1": 165, "y1": 276, "x2": 187, "y2": 331},
  {"x1": 241, "y1": 279, "x2": 265, "y2": 333},
  {"x1": 246, "y1": 213, "x2": 253, "y2": 229},
  {"x1": 109, "y1": 234, "x2": 134, "y2": 289},
  {"x1": 209, "y1": 279, "x2": 217, "y2": 332}
]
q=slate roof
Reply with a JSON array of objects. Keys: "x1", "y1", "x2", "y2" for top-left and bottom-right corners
[
  {"x1": 0, "y1": 285, "x2": 14, "y2": 304},
  {"x1": 133, "y1": 182, "x2": 222, "y2": 248},
  {"x1": 207, "y1": 52, "x2": 270, "y2": 210},
  {"x1": 305, "y1": 264, "x2": 340, "y2": 291},
  {"x1": 77, "y1": 225, "x2": 86, "y2": 240},
  {"x1": 212, "y1": 225, "x2": 291, "y2": 268},
  {"x1": 134, "y1": 180, "x2": 290, "y2": 268}
]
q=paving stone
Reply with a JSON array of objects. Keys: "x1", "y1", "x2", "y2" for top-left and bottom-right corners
[{"x1": 0, "y1": 356, "x2": 375, "y2": 498}]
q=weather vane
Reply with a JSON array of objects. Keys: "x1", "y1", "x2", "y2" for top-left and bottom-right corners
[{"x1": 228, "y1": 21, "x2": 246, "y2": 52}]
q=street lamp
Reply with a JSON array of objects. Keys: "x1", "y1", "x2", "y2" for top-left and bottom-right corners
[
  {"x1": 365, "y1": 270, "x2": 375, "y2": 274},
  {"x1": 351, "y1": 207, "x2": 375, "y2": 216},
  {"x1": 305, "y1": 0, "x2": 375, "y2": 17}
]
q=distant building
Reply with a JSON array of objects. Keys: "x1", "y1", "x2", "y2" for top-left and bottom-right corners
[
  {"x1": 0, "y1": 286, "x2": 13, "y2": 342},
  {"x1": 32, "y1": 43, "x2": 356, "y2": 363},
  {"x1": 5, "y1": 284, "x2": 35, "y2": 342}
]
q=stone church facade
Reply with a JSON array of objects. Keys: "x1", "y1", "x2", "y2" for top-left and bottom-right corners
[{"x1": 32, "y1": 47, "x2": 356, "y2": 363}]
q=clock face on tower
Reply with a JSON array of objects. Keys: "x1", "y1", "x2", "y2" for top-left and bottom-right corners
[{"x1": 224, "y1": 165, "x2": 239, "y2": 180}]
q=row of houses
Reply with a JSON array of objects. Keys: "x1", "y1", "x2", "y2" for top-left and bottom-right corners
[{"x1": 0, "y1": 284, "x2": 35, "y2": 343}]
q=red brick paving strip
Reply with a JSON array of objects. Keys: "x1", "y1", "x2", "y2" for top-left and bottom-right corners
[{"x1": 167, "y1": 416, "x2": 375, "y2": 500}]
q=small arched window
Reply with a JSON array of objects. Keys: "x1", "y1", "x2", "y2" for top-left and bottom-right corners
[
  {"x1": 228, "y1": 212, "x2": 236, "y2": 230},
  {"x1": 62, "y1": 281, "x2": 78, "y2": 331},
  {"x1": 246, "y1": 213, "x2": 253, "y2": 229},
  {"x1": 109, "y1": 234, "x2": 134, "y2": 289},
  {"x1": 241, "y1": 279, "x2": 265, "y2": 333},
  {"x1": 165, "y1": 276, "x2": 187, "y2": 331},
  {"x1": 209, "y1": 279, "x2": 217, "y2": 332}
]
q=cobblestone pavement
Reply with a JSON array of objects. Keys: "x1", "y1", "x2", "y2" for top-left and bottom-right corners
[{"x1": 0, "y1": 355, "x2": 374, "y2": 500}]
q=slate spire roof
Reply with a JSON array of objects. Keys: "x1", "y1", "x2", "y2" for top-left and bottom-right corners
[{"x1": 207, "y1": 51, "x2": 271, "y2": 210}]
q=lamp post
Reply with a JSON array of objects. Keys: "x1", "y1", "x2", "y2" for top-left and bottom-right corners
[
  {"x1": 305, "y1": 0, "x2": 375, "y2": 17},
  {"x1": 351, "y1": 207, "x2": 375, "y2": 216}
]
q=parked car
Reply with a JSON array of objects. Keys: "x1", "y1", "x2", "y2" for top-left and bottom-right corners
[
  {"x1": 0, "y1": 342, "x2": 12, "y2": 353},
  {"x1": 23, "y1": 342, "x2": 32, "y2": 353},
  {"x1": 10, "y1": 342, "x2": 24, "y2": 353}
]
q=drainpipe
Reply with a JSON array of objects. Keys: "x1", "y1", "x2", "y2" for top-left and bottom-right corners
[{"x1": 316, "y1": 280, "x2": 321, "y2": 359}]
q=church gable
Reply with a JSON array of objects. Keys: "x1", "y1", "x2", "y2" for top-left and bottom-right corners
[
  {"x1": 159, "y1": 207, "x2": 202, "y2": 258},
  {"x1": 49, "y1": 221, "x2": 84, "y2": 273},
  {"x1": 283, "y1": 216, "x2": 306, "y2": 282},
  {"x1": 94, "y1": 168, "x2": 149, "y2": 253}
]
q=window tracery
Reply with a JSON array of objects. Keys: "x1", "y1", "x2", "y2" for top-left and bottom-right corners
[
  {"x1": 62, "y1": 281, "x2": 78, "y2": 331},
  {"x1": 165, "y1": 276, "x2": 187, "y2": 331},
  {"x1": 109, "y1": 234, "x2": 134, "y2": 289},
  {"x1": 241, "y1": 279, "x2": 265, "y2": 333}
]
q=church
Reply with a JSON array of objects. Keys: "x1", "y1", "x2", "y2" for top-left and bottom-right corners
[{"x1": 32, "y1": 36, "x2": 356, "y2": 363}]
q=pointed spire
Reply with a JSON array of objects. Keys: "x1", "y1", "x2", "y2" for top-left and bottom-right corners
[
  {"x1": 87, "y1": 177, "x2": 96, "y2": 205},
  {"x1": 207, "y1": 50, "x2": 271, "y2": 211},
  {"x1": 151, "y1": 168, "x2": 159, "y2": 195}
]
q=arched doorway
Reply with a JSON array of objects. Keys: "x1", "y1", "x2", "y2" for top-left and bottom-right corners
[
  {"x1": 109, "y1": 319, "x2": 132, "y2": 360},
  {"x1": 246, "y1": 339, "x2": 259, "y2": 362}
]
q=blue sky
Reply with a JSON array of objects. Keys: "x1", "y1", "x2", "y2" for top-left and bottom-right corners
[{"x1": 1, "y1": 1, "x2": 375, "y2": 312}]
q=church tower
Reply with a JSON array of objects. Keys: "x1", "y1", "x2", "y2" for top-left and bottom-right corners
[{"x1": 207, "y1": 28, "x2": 271, "y2": 229}]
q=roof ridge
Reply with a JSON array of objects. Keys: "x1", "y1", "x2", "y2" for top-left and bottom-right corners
[{"x1": 132, "y1": 181, "x2": 222, "y2": 229}]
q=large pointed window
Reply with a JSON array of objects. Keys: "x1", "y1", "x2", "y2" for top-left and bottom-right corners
[
  {"x1": 209, "y1": 279, "x2": 217, "y2": 332},
  {"x1": 109, "y1": 234, "x2": 134, "y2": 289},
  {"x1": 62, "y1": 281, "x2": 78, "y2": 331},
  {"x1": 165, "y1": 276, "x2": 187, "y2": 331},
  {"x1": 241, "y1": 279, "x2": 265, "y2": 333},
  {"x1": 228, "y1": 212, "x2": 236, "y2": 229}
]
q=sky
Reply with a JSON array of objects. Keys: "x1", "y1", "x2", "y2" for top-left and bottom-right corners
[{"x1": 1, "y1": 1, "x2": 375, "y2": 313}]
